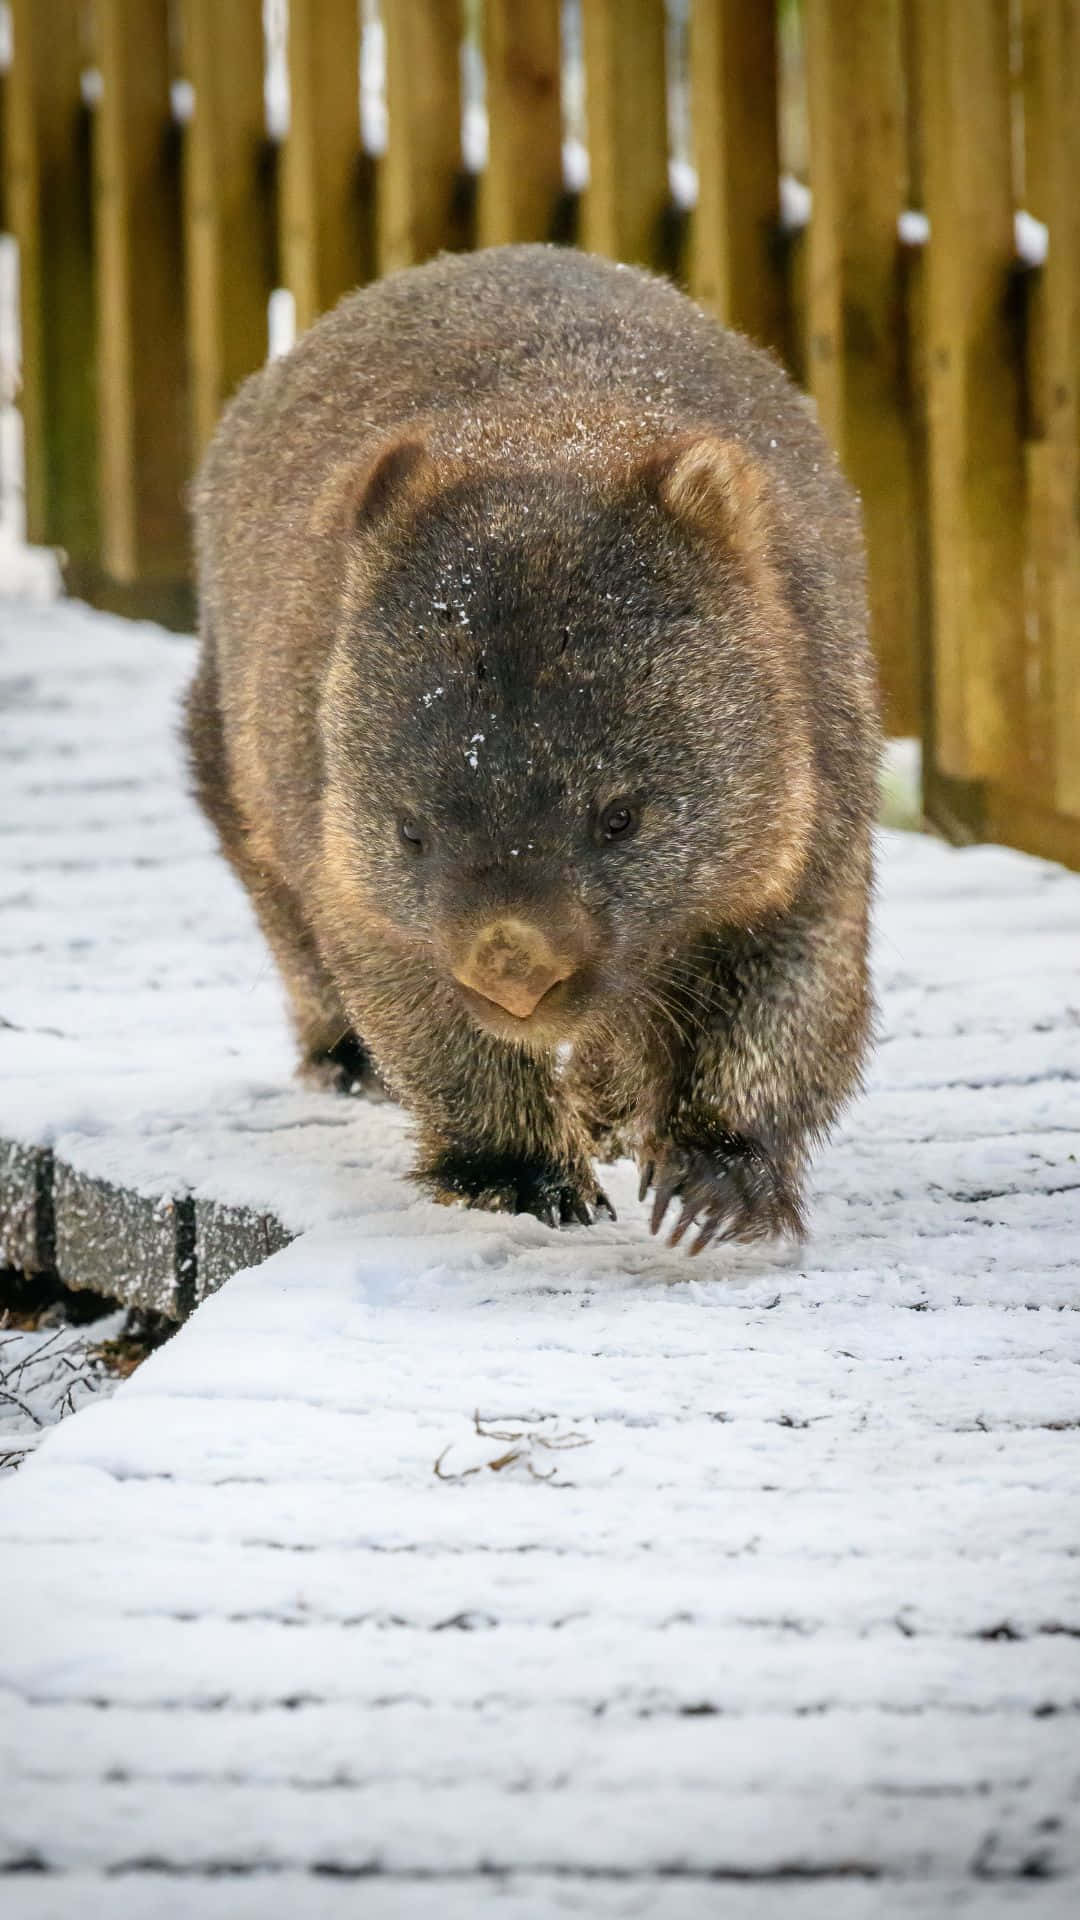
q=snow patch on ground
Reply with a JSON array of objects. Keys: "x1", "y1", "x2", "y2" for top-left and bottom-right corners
[
  {"x1": 0, "y1": 1312, "x2": 125, "y2": 1473},
  {"x1": 1, "y1": 597, "x2": 1079, "y2": 1908}
]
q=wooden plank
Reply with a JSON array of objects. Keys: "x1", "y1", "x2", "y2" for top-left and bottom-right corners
[
  {"x1": 805, "y1": 0, "x2": 920, "y2": 737},
  {"x1": 3, "y1": 0, "x2": 97, "y2": 563},
  {"x1": 378, "y1": 0, "x2": 464, "y2": 276},
  {"x1": 911, "y1": 0, "x2": 1026, "y2": 787},
  {"x1": 983, "y1": 784, "x2": 1080, "y2": 874},
  {"x1": 897, "y1": 0, "x2": 980, "y2": 842},
  {"x1": 900, "y1": 222, "x2": 978, "y2": 846},
  {"x1": 53, "y1": 1165, "x2": 194, "y2": 1319},
  {"x1": 180, "y1": 0, "x2": 273, "y2": 461},
  {"x1": 1020, "y1": 0, "x2": 1080, "y2": 821},
  {"x1": 280, "y1": 0, "x2": 366, "y2": 335},
  {"x1": 688, "y1": 0, "x2": 785, "y2": 356},
  {"x1": 477, "y1": 0, "x2": 563, "y2": 248},
  {"x1": 580, "y1": 0, "x2": 668, "y2": 267},
  {"x1": 94, "y1": 0, "x2": 189, "y2": 588}
]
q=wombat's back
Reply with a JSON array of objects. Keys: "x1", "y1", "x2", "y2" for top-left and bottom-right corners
[{"x1": 196, "y1": 245, "x2": 856, "y2": 625}]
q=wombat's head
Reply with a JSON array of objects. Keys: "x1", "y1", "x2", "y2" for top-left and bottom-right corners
[{"x1": 318, "y1": 429, "x2": 816, "y2": 1048}]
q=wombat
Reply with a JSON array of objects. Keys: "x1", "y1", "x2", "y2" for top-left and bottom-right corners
[{"x1": 188, "y1": 245, "x2": 879, "y2": 1253}]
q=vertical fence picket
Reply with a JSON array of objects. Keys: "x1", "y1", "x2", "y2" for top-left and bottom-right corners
[
  {"x1": 378, "y1": 0, "x2": 465, "y2": 275},
  {"x1": 805, "y1": 0, "x2": 919, "y2": 737},
  {"x1": 4, "y1": 0, "x2": 97, "y2": 564},
  {"x1": 896, "y1": 0, "x2": 940, "y2": 826},
  {"x1": 281, "y1": 0, "x2": 366, "y2": 336},
  {"x1": 181, "y1": 0, "x2": 273, "y2": 462},
  {"x1": 478, "y1": 0, "x2": 563, "y2": 247},
  {"x1": 688, "y1": 0, "x2": 785, "y2": 356},
  {"x1": 580, "y1": 0, "x2": 668, "y2": 267},
  {"x1": 1020, "y1": 0, "x2": 1080, "y2": 830},
  {"x1": 911, "y1": 0, "x2": 1026, "y2": 792},
  {"x1": 94, "y1": 0, "x2": 190, "y2": 612}
]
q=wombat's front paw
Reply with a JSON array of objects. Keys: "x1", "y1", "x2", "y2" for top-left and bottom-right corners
[
  {"x1": 300, "y1": 1032, "x2": 388, "y2": 1099},
  {"x1": 640, "y1": 1135, "x2": 804, "y2": 1254},
  {"x1": 418, "y1": 1149, "x2": 616, "y2": 1230}
]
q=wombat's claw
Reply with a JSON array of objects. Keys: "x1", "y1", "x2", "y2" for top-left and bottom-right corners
[
  {"x1": 508, "y1": 1173, "x2": 616, "y2": 1230},
  {"x1": 643, "y1": 1138, "x2": 803, "y2": 1254},
  {"x1": 534, "y1": 1182, "x2": 607, "y2": 1228}
]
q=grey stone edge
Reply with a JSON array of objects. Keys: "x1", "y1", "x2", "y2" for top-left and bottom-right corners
[{"x1": 0, "y1": 1138, "x2": 293, "y2": 1320}]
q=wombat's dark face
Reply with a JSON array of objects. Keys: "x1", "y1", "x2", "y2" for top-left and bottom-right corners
[{"x1": 320, "y1": 435, "x2": 814, "y2": 1046}]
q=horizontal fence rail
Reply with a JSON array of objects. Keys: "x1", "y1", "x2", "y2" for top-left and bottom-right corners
[{"x1": 1, "y1": 0, "x2": 1078, "y2": 868}]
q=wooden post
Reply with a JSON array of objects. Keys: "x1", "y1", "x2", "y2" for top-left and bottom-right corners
[
  {"x1": 805, "y1": 0, "x2": 920, "y2": 737},
  {"x1": 688, "y1": 0, "x2": 785, "y2": 356},
  {"x1": 4, "y1": 0, "x2": 97, "y2": 563},
  {"x1": 280, "y1": 0, "x2": 365, "y2": 335},
  {"x1": 378, "y1": 0, "x2": 464, "y2": 275},
  {"x1": 1021, "y1": 0, "x2": 1080, "y2": 825},
  {"x1": 911, "y1": 0, "x2": 1026, "y2": 788},
  {"x1": 94, "y1": 0, "x2": 190, "y2": 594},
  {"x1": 478, "y1": 0, "x2": 563, "y2": 248},
  {"x1": 181, "y1": 0, "x2": 273, "y2": 461},
  {"x1": 580, "y1": 0, "x2": 668, "y2": 267}
]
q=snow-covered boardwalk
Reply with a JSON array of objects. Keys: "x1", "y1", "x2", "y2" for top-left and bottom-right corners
[{"x1": 1, "y1": 597, "x2": 1079, "y2": 1917}]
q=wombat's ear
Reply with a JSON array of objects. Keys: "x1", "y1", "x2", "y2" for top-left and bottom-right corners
[
  {"x1": 642, "y1": 434, "x2": 769, "y2": 568},
  {"x1": 350, "y1": 435, "x2": 430, "y2": 529},
  {"x1": 315, "y1": 433, "x2": 433, "y2": 536}
]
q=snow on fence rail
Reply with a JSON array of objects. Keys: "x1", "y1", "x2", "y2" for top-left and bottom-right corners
[{"x1": 2, "y1": 0, "x2": 1079, "y2": 871}]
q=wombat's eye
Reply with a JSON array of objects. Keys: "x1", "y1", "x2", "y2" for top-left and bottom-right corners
[
  {"x1": 598, "y1": 800, "x2": 640, "y2": 844},
  {"x1": 398, "y1": 814, "x2": 425, "y2": 853}
]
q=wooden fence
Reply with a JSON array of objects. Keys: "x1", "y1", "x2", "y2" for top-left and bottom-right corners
[{"x1": 2, "y1": 1, "x2": 1078, "y2": 868}]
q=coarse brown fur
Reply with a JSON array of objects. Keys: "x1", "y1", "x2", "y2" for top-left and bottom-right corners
[{"x1": 188, "y1": 246, "x2": 880, "y2": 1251}]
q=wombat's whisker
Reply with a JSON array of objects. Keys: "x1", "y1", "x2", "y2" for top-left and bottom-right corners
[{"x1": 634, "y1": 985, "x2": 697, "y2": 1055}]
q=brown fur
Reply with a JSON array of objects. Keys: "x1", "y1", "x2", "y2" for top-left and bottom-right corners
[{"x1": 188, "y1": 246, "x2": 880, "y2": 1249}]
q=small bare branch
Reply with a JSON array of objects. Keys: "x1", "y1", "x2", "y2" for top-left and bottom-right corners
[
  {"x1": 0, "y1": 1384, "x2": 44, "y2": 1426},
  {"x1": 433, "y1": 1445, "x2": 482, "y2": 1483}
]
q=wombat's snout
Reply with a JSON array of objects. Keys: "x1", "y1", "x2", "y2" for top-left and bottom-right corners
[{"x1": 452, "y1": 918, "x2": 576, "y2": 1020}]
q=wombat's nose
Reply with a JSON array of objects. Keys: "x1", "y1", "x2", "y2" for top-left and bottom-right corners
[{"x1": 453, "y1": 919, "x2": 573, "y2": 1019}]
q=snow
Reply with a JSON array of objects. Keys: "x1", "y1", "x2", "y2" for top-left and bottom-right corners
[
  {"x1": 780, "y1": 184, "x2": 1052, "y2": 266},
  {"x1": 0, "y1": 1312, "x2": 125, "y2": 1473},
  {"x1": 266, "y1": 284, "x2": 296, "y2": 360},
  {"x1": 779, "y1": 172, "x2": 813, "y2": 232},
  {"x1": 1, "y1": 592, "x2": 1079, "y2": 1910},
  {"x1": 1014, "y1": 208, "x2": 1050, "y2": 269},
  {"x1": 0, "y1": 1893, "x2": 1066, "y2": 1920},
  {"x1": 897, "y1": 208, "x2": 931, "y2": 249},
  {"x1": 879, "y1": 736, "x2": 921, "y2": 827},
  {"x1": 1, "y1": 235, "x2": 63, "y2": 596}
]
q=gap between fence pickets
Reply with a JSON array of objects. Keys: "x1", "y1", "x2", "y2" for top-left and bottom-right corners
[
  {"x1": 0, "y1": 1138, "x2": 293, "y2": 1321},
  {"x1": 774, "y1": 176, "x2": 1049, "y2": 267}
]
